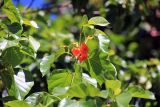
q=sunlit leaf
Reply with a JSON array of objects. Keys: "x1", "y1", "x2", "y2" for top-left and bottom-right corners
[
  {"x1": 25, "y1": 92, "x2": 56, "y2": 107},
  {"x1": 23, "y1": 20, "x2": 39, "y2": 28},
  {"x1": 88, "y1": 16, "x2": 109, "y2": 26},
  {"x1": 29, "y1": 36, "x2": 40, "y2": 52},
  {"x1": 98, "y1": 34, "x2": 110, "y2": 53},
  {"x1": 105, "y1": 80, "x2": 121, "y2": 95},
  {"x1": 5, "y1": 100, "x2": 30, "y2": 107},
  {"x1": 47, "y1": 71, "x2": 73, "y2": 92},
  {"x1": 115, "y1": 92, "x2": 132, "y2": 107},
  {"x1": 2, "y1": 0, "x2": 22, "y2": 23},
  {"x1": 58, "y1": 98, "x2": 95, "y2": 107},
  {"x1": 40, "y1": 48, "x2": 65, "y2": 77},
  {"x1": 14, "y1": 70, "x2": 34, "y2": 99}
]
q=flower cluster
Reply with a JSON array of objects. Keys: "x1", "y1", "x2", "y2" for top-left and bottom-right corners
[{"x1": 71, "y1": 43, "x2": 89, "y2": 63}]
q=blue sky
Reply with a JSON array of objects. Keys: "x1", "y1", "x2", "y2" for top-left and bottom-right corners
[
  {"x1": 12, "y1": 0, "x2": 45, "y2": 8},
  {"x1": 12, "y1": 0, "x2": 57, "y2": 20}
]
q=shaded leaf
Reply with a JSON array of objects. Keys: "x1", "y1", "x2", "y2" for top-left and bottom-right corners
[
  {"x1": 2, "y1": 46, "x2": 24, "y2": 67},
  {"x1": 7, "y1": 22, "x2": 21, "y2": 34},
  {"x1": 0, "y1": 65, "x2": 19, "y2": 99},
  {"x1": 127, "y1": 86, "x2": 155, "y2": 99},
  {"x1": 102, "y1": 61, "x2": 117, "y2": 79}
]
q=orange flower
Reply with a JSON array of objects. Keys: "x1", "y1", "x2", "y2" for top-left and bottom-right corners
[
  {"x1": 71, "y1": 48, "x2": 80, "y2": 56},
  {"x1": 71, "y1": 43, "x2": 89, "y2": 63}
]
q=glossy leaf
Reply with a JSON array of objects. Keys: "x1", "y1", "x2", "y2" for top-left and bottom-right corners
[
  {"x1": 25, "y1": 92, "x2": 55, "y2": 107},
  {"x1": 82, "y1": 73, "x2": 97, "y2": 87},
  {"x1": 29, "y1": 36, "x2": 40, "y2": 52},
  {"x1": 98, "y1": 34, "x2": 110, "y2": 53},
  {"x1": 40, "y1": 48, "x2": 65, "y2": 77},
  {"x1": 14, "y1": 70, "x2": 34, "y2": 99},
  {"x1": 88, "y1": 16, "x2": 109, "y2": 26},
  {"x1": 58, "y1": 98, "x2": 95, "y2": 107},
  {"x1": 23, "y1": 20, "x2": 39, "y2": 28},
  {"x1": 0, "y1": 39, "x2": 18, "y2": 52}
]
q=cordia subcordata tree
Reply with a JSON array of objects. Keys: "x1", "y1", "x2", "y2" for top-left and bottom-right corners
[{"x1": 0, "y1": 0, "x2": 156, "y2": 107}]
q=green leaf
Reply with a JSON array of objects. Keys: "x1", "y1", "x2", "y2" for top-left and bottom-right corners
[
  {"x1": 23, "y1": 20, "x2": 39, "y2": 28},
  {"x1": 0, "y1": 65, "x2": 19, "y2": 99},
  {"x1": 0, "y1": 39, "x2": 18, "y2": 52},
  {"x1": 88, "y1": 16, "x2": 109, "y2": 26},
  {"x1": 80, "y1": 15, "x2": 88, "y2": 27},
  {"x1": 40, "y1": 54, "x2": 55, "y2": 77},
  {"x1": 51, "y1": 86, "x2": 69, "y2": 96},
  {"x1": 115, "y1": 92, "x2": 132, "y2": 107},
  {"x1": 25, "y1": 92, "x2": 55, "y2": 107},
  {"x1": 102, "y1": 61, "x2": 117, "y2": 79},
  {"x1": 89, "y1": 50, "x2": 102, "y2": 75},
  {"x1": 14, "y1": 70, "x2": 34, "y2": 99},
  {"x1": 2, "y1": 46, "x2": 24, "y2": 67},
  {"x1": 47, "y1": 71, "x2": 73, "y2": 92},
  {"x1": 7, "y1": 22, "x2": 22, "y2": 34},
  {"x1": 2, "y1": 0, "x2": 22, "y2": 23},
  {"x1": 66, "y1": 83, "x2": 107, "y2": 99},
  {"x1": 5, "y1": 100, "x2": 31, "y2": 107},
  {"x1": 98, "y1": 34, "x2": 110, "y2": 53},
  {"x1": 58, "y1": 98, "x2": 95, "y2": 107},
  {"x1": 40, "y1": 48, "x2": 65, "y2": 77},
  {"x1": 67, "y1": 83, "x2": 98, "y2": 98},
  {"x1": 20, "y1": 44, "x2": 36, "y2": 58},
  {"x1": 86, "y1": 39, "x2": 99, "y2": 53},
  {"x1": 127, "y1": 86, "x2": 155, "y2": 99},
  {"x1": 0, "y1": 66, "x2": 34, "y2": 100},
  {"x1": 105, "y1": 80, "x2": 121, "y2": 95},
  {"x1": 29, "y1": 36, "x2": 40, "y2": 52},
  {"x1": 87, "y1": 50, "x2": 104, "y2": 85},
  {"x1": 95, "y1": 29, "x2": 106, "y2": 36},
  {"x1": 82, "y1": 73, "x2": 97, "y2": 87}
]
